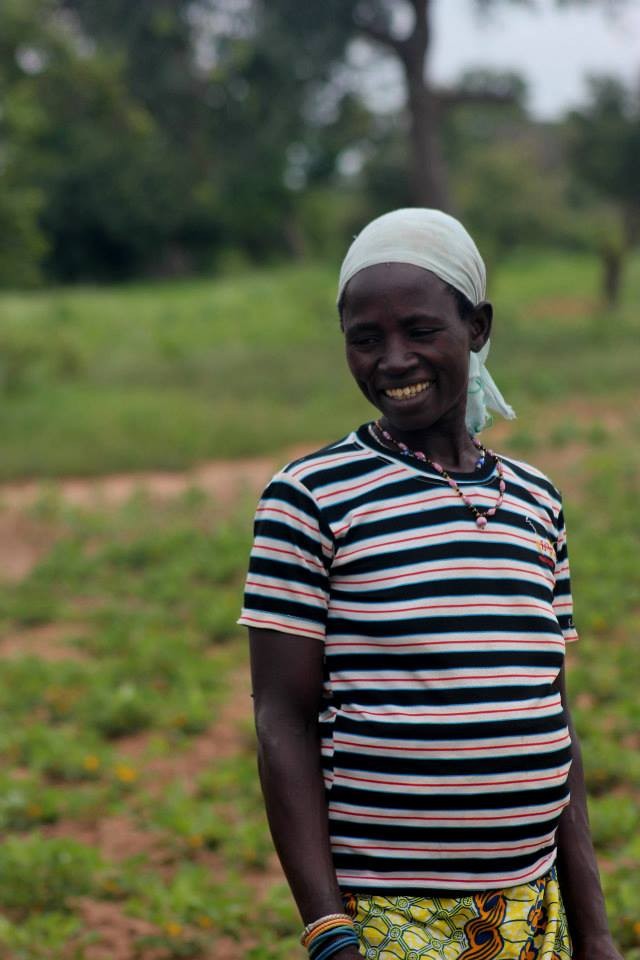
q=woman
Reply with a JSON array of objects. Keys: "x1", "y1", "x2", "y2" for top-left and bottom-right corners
[{"x1": 239, "y1": 209, "x2": 621, "y2": 960}]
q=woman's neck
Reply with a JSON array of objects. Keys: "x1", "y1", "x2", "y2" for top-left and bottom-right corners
[{"x1": 379, "y1": 417, "x2": 481, "y2": 472}]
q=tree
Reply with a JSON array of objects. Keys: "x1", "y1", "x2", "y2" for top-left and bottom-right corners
[
  {"x1": 0, "y1": 0, "x2": 55, "y2": 285},
  {"x1": 1, "y1": 0, "x2": 627, "y2": 284},
  {"x1": 565, "y1": 77, "x2": 640, "y2": 304},
  {"x1": 234, "y1": 0, "x2": 622, "y2": 211},
  {"x1": 238, "y1": 0, "x2": 457, "y2": 208}
]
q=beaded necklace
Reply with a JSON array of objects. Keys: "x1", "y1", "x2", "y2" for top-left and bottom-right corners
[{"x1": 372, "y1": 420, "x2": 506, "y2": 529}]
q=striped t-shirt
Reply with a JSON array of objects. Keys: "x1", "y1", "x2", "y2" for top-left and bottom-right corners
[{"x1": 239, "y1": 423, "x2": 578, "y2": 893}]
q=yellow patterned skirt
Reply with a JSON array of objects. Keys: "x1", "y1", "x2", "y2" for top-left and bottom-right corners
[{"x1": 342, "y1": 867, "x2": 571, "y2": 960}]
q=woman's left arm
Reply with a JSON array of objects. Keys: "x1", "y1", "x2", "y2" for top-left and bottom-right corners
[{"x1": 554, "y1": 664, "x2": 623, "y2": 960}]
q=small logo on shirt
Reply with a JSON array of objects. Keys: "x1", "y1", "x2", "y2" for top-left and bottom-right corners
[{"x1": 525, "y1": 518, "x2": 556, "y2": 569}]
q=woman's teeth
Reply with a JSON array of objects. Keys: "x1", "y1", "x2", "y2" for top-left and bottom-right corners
[{"x1": 384, "y1": 381, "x2": 432, "y2": 400}]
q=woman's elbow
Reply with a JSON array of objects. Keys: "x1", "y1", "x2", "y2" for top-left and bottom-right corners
[{"x1": 253, "y1": 703, "x2": 318, "y2": 755}]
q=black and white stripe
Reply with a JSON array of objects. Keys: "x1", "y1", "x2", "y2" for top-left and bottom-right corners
[{"x1": 239, "y1": 423, "x2": 578, "y2": 893}]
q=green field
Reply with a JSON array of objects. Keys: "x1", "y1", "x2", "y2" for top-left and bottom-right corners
[
  {"x1": 0, "y1": 254, "x2": 639, "y2": 959},
  {"x1": 0, "y1": 252, "x2": 639, "y2": 479}
]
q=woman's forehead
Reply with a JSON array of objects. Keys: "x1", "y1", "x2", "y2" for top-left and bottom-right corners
[{"x1": 342, "y1": 263, "x2": 452, "y2": 315}]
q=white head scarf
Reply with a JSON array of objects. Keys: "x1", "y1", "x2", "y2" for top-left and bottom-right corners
[{"x1": 337, "y1": 208, "x2": 515, "y2": 434}]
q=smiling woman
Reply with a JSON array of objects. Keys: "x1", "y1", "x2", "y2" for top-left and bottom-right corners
[
  {"x1": 238, "y1": 209, "x2": 622, "y2": 960},
  {"x1": 341, "y1": 262, "x2": 488, "y2": 455}
]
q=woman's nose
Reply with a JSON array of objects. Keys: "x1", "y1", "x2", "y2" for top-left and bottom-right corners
[{"x1": 379, "y1": 336, "x2": 419, "y2": 376}]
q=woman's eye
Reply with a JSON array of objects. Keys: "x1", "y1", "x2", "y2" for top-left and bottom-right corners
[{"x1": 410, "y1": 328, "x2": 436, "y2": 339}]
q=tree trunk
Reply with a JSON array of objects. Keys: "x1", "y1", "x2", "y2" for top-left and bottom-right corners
[
  {"x1": 355, "y1": 0, "x2": 450, "y2": 209},
  {"x1": 401, "y1": 0, "x2": 450, "y2": 210},
  {"x1": 405, "y1": 69, "x2": 450, "y2": 209},
  {"x1": 601, "y1": 246, "x2": 623, "y2": 307}
]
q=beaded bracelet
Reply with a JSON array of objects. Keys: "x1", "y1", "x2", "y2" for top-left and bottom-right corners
[
  {"x1": 307, "y1": 923, "x2": 360, "y2": 960},
  {"x1": 301, "y1": 913, "x2": 353, "y2": 946},
  {"x1": 306, "y1": 921, "x2": 354, "y2": 947}
]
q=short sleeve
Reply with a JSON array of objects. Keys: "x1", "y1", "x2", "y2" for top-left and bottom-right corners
[
  {"x1": 553, "y1": 507, "x2": 579, "y2": 643},
  {"x1": 237, "y1": 472, "x2": 334, "y2": 641}
]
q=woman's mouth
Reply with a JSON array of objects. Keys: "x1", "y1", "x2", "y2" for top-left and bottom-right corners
[{"x1": 383, "y1": 380, "x2": 433, "y2": 400}]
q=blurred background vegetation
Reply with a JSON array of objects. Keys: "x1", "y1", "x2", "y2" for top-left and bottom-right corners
[{"x1": 1, "y1": 0, "x2": 638, "y2": 302}]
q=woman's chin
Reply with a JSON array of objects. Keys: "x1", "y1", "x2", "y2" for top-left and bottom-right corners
[{"x1": 377, "y1": 398, "x2": 469, "y2": 438}]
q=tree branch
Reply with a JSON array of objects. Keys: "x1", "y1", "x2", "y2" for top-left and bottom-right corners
[
  {"x1": 354, "y1": 19, "x2": 406, "y2": 56},
  {"x1": 410, "y1": 0, "x2": 430, "y2": 37}
]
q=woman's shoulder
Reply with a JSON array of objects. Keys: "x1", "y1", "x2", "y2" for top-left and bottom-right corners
[
  {"x1": 272, "y1": 428, "x2": 375, "y2": 490},
  {"x1": 258, "y1": 430, "x2": 375, "y2": 508},
  {"x1": 498, "y1": 450, "x2": 563, "y2": 504}
]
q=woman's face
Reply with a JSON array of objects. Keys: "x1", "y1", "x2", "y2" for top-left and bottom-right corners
[{"x1": 341, "y1": 262, "x2": 491, "y2": 435}]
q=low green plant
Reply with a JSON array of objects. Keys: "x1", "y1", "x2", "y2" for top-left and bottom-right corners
[
  {"x1": 0, "y1": 910, "x2": 90, "y2": 960},
  {"x1": 143, "y1": 785, "x2": 226, "y2": 852},
  {"x1": 89, "y1": 680, "x2": 157, "y2": 738},
  {"x1": 15, "y1": 724, "x2": 110, "y2": 782},
  {"x1": 589, "y1": 793, "x2": 640, "y2": 849},
  {"x1": 548, "y1": 418, "x2": 580, "y2": 448},
  {"x1": 197, "y1": 755, "x2": 273, "y2": 868},
  {"x1": 125, "y1": 863, "x2": 253, "y2": 938},
  {"x1": 0, "y1": 775, "x2": 60, "y2": 830},
  {"x1": 0, "y1": 834, "x2": 101, "y2": 916}
]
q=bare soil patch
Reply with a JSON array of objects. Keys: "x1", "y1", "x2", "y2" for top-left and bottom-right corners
[
  {"x1": 43, "y1": 813, "x2": 170, "y2": 870},
  {"x1": 0, "y1": 622, "x2": 91, "y2": 661},
  {"x1": 0, "y1": 510, "x2": 58, "y2": 581},
  {"x1": 0, "y1": 443, "x2": 316, "y2": 515},
  {"x1": 69, "y1": 899, "x2": 160, "y2": 960},
  {"x1": 528, "y1": 295, "x2": 598, "y2": 320},
  {"x1": 0, "y1": 443, "x2": 316, "y2": 585}
]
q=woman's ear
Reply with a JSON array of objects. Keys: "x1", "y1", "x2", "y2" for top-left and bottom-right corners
[{"x1": 469, "y1": 301, "x2": 493, "y2": 352}]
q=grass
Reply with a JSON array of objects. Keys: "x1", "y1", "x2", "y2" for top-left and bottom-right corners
[
  {"x1": 0, "y1": 252, "x2": 639, "y2": 478},
  {"x1": 0, "y1": 252, "x2": 639, "y2": 957}
]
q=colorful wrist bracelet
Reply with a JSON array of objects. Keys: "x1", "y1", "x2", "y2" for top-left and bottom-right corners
[
  {"x1": 301, "y1": 913, "x2": 353, "y2": 947},
  {"x1": 307, "y1": 923, "x2": 359, "y2": 960}
]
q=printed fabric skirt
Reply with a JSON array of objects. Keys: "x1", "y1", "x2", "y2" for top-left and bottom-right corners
[{"x1": 342, "y1": 866, "x2": 572, "y2": 960}]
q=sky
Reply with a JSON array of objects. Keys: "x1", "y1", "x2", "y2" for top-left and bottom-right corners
[{"x1": 357, "y1": 0, "x2": 640, "y2": 119}]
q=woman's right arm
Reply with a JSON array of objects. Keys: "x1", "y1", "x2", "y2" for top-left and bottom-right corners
[{"x1": 249, "y1": 626, "x2": 361, "y2": 959}]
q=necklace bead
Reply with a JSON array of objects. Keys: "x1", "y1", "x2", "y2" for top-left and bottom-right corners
[{"x1": 372, "y1": 420, "x2": 505, "y2": 529}]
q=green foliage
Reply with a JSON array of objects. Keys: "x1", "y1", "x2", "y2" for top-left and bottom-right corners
[
  {"x1": 32, "y1": 53, "x2": 186, "y2": 281},
  {"x1": 1, "y1": 0, "x2": 637, "y2": 285},
  {"x1": 0, "y1": 0, "x2": 55, "y2": 286},
  {"x1": 454, "y1": 139, "x2": 582, "y2": 263},
  {"x1": 0, "y1": 184, "x2": 47, "y2": 288},
  {"x1": 0, "y1": 911, "x2": 86, "y2": 960},
  {"x1": 564, "y1": 75, "x2": 640, "y2": 301},
  {"x1": 145, "y1": 784, "x2": 227, "y2": 852},
  {"x1": 0, "y1": 774, "x2": 60, "y2": 830},
  {"x1": 0, "y1": 833, "x2": 101, "y2": 915},
  {"x1": 88, "y1": 680, "x2": 157, "y2": 738},
  {"x1": 0, "y1": 0, "x2": 219, "y2": 284},
  {"x1": 12, "y1": 724, "x2": 111, "y2": 782},
  {"x1": 566, "y1": 77, "x2": 640, "y2": 218},
  {"x1": 195, "y1": 755, "x2": 275, "y2": 868}
]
